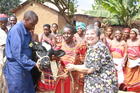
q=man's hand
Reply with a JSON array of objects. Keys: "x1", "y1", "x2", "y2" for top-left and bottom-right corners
[
  {"x1": 51, "y1": 55, "x2": 60, "y2": 61},
  {"x1": 35, "y1": 62, "x2": 40, "y2": 70}
]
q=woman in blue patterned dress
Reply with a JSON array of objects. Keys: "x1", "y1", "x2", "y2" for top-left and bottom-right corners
[{"x1": 66, "y1": 25, "x2": 118, "y2": 93}]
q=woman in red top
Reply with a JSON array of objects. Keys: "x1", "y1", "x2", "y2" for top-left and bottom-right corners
[
  {"x1": 124, "y1": 28, "x2": 140, "y2": 92},
  {"x1": 55, "y1": 25, "x2": 87, "y2": 93}
]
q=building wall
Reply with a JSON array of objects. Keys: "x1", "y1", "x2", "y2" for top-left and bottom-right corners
[
  {"x1": 73, "y1": 14, "x2": 104, "y2": 25},
  {"x1": 74, "y1": 14, "x2": 140, "y2": 31},
  {"x1": 58, "y1": 15, "x2": 67, "y2": 33},
  {"x1": 14, "y1": 2, "x2": 66, "y2": 34}
]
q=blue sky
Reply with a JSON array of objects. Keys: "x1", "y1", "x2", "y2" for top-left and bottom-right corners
[
  {"x1": 77, "y1": 0, "x2": 94, "y2": 10},
  {"x1": 21, "y1": 0, "x2": 94, "y2": 11}
]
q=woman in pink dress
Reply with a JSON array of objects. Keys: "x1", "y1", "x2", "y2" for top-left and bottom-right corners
[
  {"x1": 39, "y1": 24, "x2": 55, "y2": 46},
  {"x1": 104, "y1": 27, "x2": 114, "y2": 48},
  {"x1": 110, "y1": 30, "x2": 127, "y2": 86}
]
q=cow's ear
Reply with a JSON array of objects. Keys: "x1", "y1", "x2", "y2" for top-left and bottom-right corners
[
  {"x1": 54, "y1": 50, "x2": 65, "y2": 57},
  {"x1": 42, "y1": 42, "x2": 51, "y2": 51}
]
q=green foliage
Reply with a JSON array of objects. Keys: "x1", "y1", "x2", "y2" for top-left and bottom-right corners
[
  {"x1": 85, "y1": 5, "x2": 112, "y2": 18},
  {"x1": 99, "y1": 0, "x2": 140, "y2": 27},
  {"x1": 85, "y1": 0, "x2": 140, "y2": 26},
  {"x1": 68, "y1": 0, "x2": 77, "y2": 16},
  {"x1": 0, "y1": 0, "x2": 21, "y2": 15},
  {"x1": 103, "y1": 18, "x2": 120, "y2": 25}
]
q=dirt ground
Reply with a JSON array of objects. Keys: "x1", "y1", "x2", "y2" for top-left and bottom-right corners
[
  {"x1": 118, "y1": 91, "x2": 136, "y2": 93},
  {"x1": 36, "y1": 91, "x2": 136, "y2": 93}
]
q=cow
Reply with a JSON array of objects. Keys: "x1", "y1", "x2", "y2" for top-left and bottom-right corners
[{"x1": 29, "y1": 41, "x2": 65, "y2": 92}]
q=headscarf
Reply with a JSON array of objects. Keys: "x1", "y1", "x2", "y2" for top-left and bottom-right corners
[
  {"x1": 76, "y1": 22, "x2": 86, "y2": 31},
  {"x1": 123, "y1": 28, "x2": 131, "y2": 33},
  {"x1": 0, "y1": 14, "x2": 8, "y2": 21},
  {"x1": 131, "y1": 28, "x2": 139, "y2": 35}
]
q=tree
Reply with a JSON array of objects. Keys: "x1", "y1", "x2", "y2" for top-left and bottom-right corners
[
  {"x1": 0, "y1": 0, "x2": 21, "y2": 15},
  {"x1": 85, "y1": 4, "x2": 112, "y2": 18},
  {"x1": 95, "y1": 0, "x2": 140, "y2": 27},
  {"x1": 35, "y1": 0, "x2": 78, "y2": 24}
]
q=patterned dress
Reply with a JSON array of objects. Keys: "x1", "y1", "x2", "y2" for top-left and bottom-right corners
[{"x1": 84, "y1": 41, "x2": 118, "y2": 93}]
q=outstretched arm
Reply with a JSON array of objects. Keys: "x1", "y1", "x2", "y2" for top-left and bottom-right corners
[{"x1": 66, "y1": 64, "x2": 94, "y2": 74}]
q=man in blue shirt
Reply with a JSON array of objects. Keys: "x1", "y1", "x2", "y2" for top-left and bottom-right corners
[{"x1": 4, "y1": 11, "x2": 38, "y2": 93}]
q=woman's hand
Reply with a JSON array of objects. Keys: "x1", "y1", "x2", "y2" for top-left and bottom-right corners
[
  {"x1": 87, "y1": 67, "x2": 94, "y2": 74},
  {"x1": 66, "y1": 64, "x2": 94, "y2": 74},
  {"x1": 66, "y1": 64, "x2": 75, "y2": 71}
]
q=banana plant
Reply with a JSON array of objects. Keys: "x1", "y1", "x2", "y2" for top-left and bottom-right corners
[{"x1": 96, "y1": 0, "x2": 140, "y2": 27}]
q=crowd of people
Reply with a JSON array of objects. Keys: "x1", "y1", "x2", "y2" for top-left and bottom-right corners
[{"x1": 0, "y1": 10, "x2": 140, "y2": 93}]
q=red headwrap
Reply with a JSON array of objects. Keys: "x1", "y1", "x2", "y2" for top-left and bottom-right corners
[
  {"x1": 123, "y1": 28, "x2": 131, "y2": 33},
  {"x1": 0, "y1": 14, "x2": 8, "y2": 21}
]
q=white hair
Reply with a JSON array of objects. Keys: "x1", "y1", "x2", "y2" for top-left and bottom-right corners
[{"x1": 86, "y1": 24, "x2": 101, "y2": 36}]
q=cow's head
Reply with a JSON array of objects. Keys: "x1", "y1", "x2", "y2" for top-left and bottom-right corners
[{"x1": 29, "y1": 41, "x2": 65, "y2": 71}]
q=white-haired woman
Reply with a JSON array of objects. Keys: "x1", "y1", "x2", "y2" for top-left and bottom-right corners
[{"x1": 66, "y1": 25, "x2": 118, "y2": 93}]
